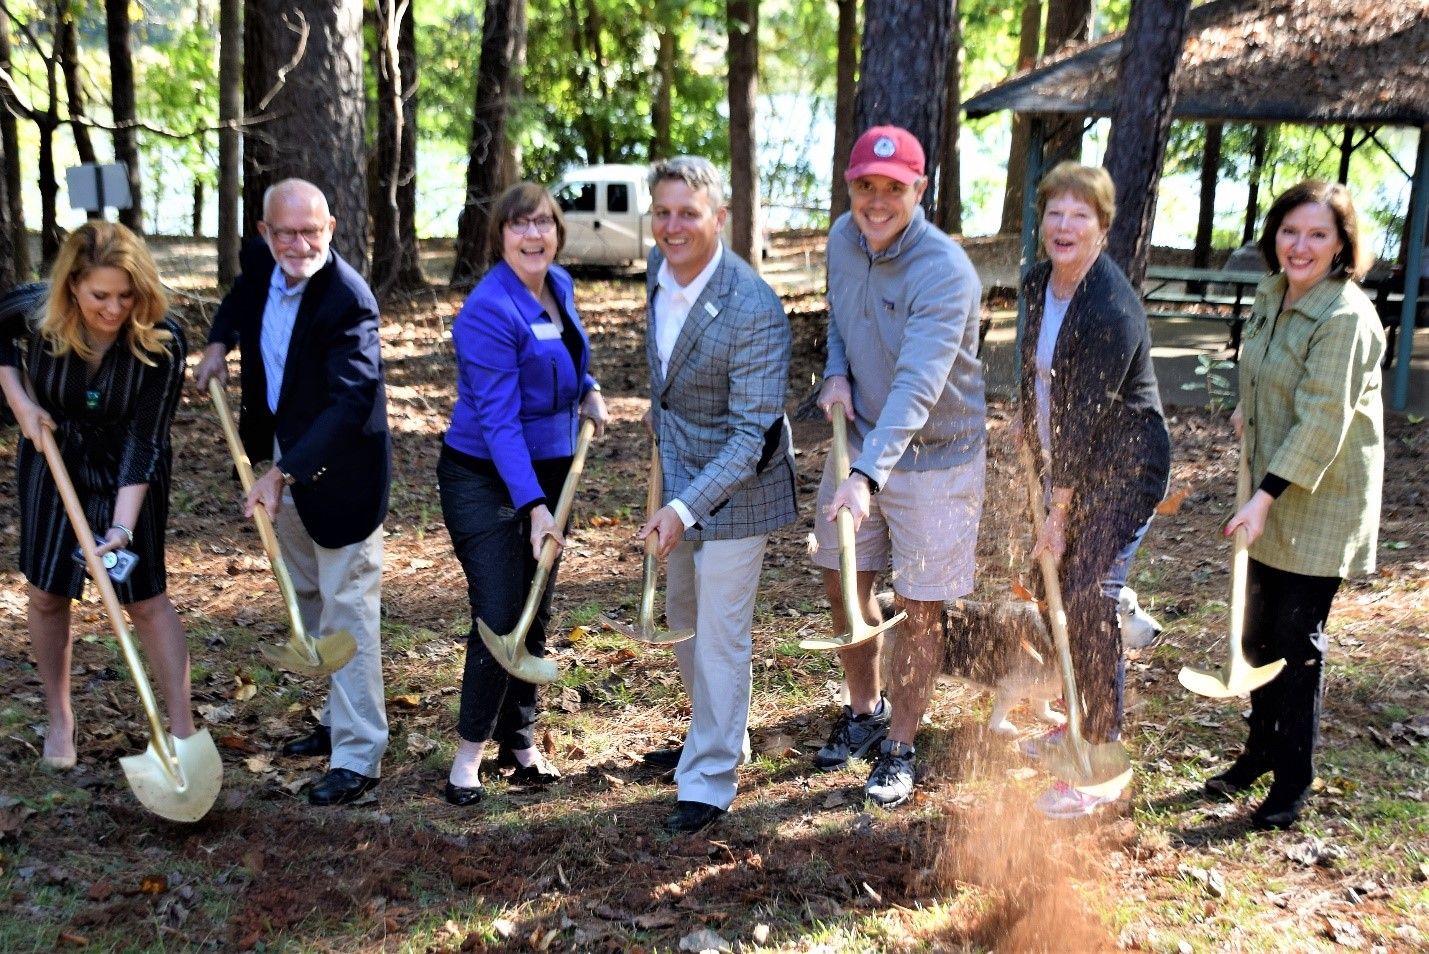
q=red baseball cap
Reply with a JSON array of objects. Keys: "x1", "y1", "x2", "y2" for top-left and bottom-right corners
[{"x1": 845, "y1": 126, "x2": 925, "y2": 185}]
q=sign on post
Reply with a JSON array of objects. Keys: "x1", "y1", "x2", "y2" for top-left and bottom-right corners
[{"x1": 65, "y1": 163, "x2": 133, "y2": 218}]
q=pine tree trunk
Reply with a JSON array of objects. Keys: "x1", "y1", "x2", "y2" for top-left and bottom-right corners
[
  {"x1": 1242, "y1": 124, "x2": 1268, "y2": 246},
  {"x1": 829, "y1": 0, "x2": 857, "y2": 222},
  {"x1": 0, "y1": 17, "x2": 31, "y2": 280},
  {"x1": 855, "y1": 0, "x2": 951, "y2": 218},
  {"x1": 1193, "y1": 122, "x2": 1223, "y2": 271},
  {"x1": 451, "y1": 0, "x2": 523, "y2": 285},
  {"x1": 1104, "y1": 0, "x2": 1192, "y2": 288},
  {"x1": 651, "y1": 21, "x2": 675, "y2": 160},
  {"x1": 727, "y1": 0, "x2": 760, "y2": 267},
  {"x1": 58, "y1": 4, "x2": 96, "y2": 170},
  {"x1": 39, "y1": 5, "x2": 63, "y2": 268},
  {"x1": 0, "y1": 107, "x2": 13, "y2": 293},
  {"x1": 934, "y1": 0, "x2": 962, "y2": 235},
  {"x1": 243, "y1": 0, "x2": 369, "y2": 274},
  {"x1": 218, "y1": 0, "x2": 242, "y2": 284},
  {"x1": 106, "y1": 0, "x2": 143, "y2": 232},
  {"x1": 999, "y1": 0, "x2": 1042, "y2": 234},
  {"x1": 371, "y1": 0, "x2": 425, "y2": 294}
]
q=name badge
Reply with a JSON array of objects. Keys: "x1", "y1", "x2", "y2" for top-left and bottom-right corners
[
  {"x1": 704, "y1": 302, "x2": 719, "y2": 318},
  {"x1": 532, "y1": 322, "x2": 562, "y2": 340}
]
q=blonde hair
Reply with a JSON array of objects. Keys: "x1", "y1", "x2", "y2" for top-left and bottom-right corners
[
  {"x1": 42, "y1": 222, "x2": 171, "y2": 366},
  {"x1": 1035, "y1": 162, "x2": 1117, "y2": 232}
]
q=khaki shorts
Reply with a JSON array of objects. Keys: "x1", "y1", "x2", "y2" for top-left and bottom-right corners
[{"x1": 811, "y1": 447, "x2": 985, "y2": 602}]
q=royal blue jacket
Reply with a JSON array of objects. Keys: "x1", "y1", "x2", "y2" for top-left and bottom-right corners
[{"x1": 444, "y1": 261, "x2": 597, "y2": 510}]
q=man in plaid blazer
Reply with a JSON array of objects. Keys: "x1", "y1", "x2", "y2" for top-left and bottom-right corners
[{"x1": 636, "y1": 156, "x2": 797, "y2": 833}]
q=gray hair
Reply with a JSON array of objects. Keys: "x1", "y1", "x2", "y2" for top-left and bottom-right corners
[
  {"x1": 647, "y1": 156, "x2": 726, "y2": 209},
  {"x1": 262, "y1": 178, "x2": 330, "y2": 220}
]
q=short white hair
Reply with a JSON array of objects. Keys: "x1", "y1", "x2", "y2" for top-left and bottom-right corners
[{"x1": 262, "y1": 178, "x2": 330, "y2": 220}]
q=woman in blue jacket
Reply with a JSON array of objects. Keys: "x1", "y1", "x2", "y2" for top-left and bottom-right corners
[{"x1": 437, "y1": 182, "x2": 607, "y2": 806}]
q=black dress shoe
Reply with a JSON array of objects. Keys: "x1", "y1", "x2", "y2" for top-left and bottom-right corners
[
  {"x1": 307, "y1": 768, "x2": 379, "y2": 806},
  {"x1": 643, "y1": 745, "x2": 683, "y2": 770},
  {"x1": 508, "y1": 753, "x2": 562, "y2": 786},
  {"x1": 1203, "y1": 752, "x2": 1268, "y2": 800},
  {"x1": 1250, "y1": 781, "x2": 1308, "y2": 831},
  {"x1": 665, "y1": 800, "x2": 725, "y2": 833},
  {"x1": 444, "y1": 781, "x2": 484, "y2": 806},
  {"x1": 282, "y1": 725, "x2": 332, "y2": 758}
]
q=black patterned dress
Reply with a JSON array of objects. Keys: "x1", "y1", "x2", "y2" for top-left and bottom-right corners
[{"x1": 0, "y1": 292, "x2": 186, "y2": 603}]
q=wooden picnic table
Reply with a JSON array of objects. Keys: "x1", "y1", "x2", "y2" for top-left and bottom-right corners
[{"x1": 1142, "y1": 265, "x2": 1266, "y2": 357}]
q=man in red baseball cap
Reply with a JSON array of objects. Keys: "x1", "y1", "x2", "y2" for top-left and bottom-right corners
[{"x1": 810, "y1": 125, "x2": 987, "y2": 810}]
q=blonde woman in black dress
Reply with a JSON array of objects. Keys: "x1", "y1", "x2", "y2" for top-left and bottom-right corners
[{"x1": 0, "y1": 223, "x2": 194, "y2": 770}]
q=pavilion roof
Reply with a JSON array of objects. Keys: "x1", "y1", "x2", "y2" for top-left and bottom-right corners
[{"x1": 963, "y1": 0, "x2": 1429, "y2": 127}]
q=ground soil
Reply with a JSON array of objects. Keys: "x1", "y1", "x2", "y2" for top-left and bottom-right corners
[{"x1": 0, "y1": 234, "x2": 1424, "y2": 952}]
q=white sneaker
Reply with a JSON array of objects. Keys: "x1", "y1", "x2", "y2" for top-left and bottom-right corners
[{"x1": 1035, "y1": 780, "x2": 1122, "y2": 819}]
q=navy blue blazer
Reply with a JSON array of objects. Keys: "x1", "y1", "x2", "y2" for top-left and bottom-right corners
[{"x1": 210, "y1": 240, "x2": 390, "y2": 548}]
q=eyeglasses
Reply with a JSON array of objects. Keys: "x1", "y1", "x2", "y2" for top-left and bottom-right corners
[
  {"x1": 507, "y1": 215, "x2": 557, "y2": 235},
  {"x1": 265, "y1": 225, "x2": 327, "y2": 245}
]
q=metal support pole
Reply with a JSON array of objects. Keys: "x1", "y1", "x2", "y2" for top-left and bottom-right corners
[{"x1": 1394, "y1": 126, "x2": 1429, "y2": 412}]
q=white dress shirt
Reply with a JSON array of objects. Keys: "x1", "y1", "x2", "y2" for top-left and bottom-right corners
[{"x1": 653, "y1": 244, "x2": 724, "y2": 527}]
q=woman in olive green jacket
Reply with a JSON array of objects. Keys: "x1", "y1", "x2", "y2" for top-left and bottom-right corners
[{"x1": 1206, "y1": 180, "x2": 1385, "y2": 830}]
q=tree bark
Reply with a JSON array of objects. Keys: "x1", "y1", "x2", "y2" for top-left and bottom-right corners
[
  {"x1": 106, "y1": 0, "x2": 143, "y2": 232},
  {"x1": 218, "y1": 0, "x2": 241, "y2": 284},
  {"x1": 829, "y1": 0, "x2": 857, "y2": 222},
  {"x1": 1192, "y1": 122, "x2": 1223, "y2": 271},
  {"x1": 451, "y1": 0, "x2": 524, "y2": 285},
  {"x1": 934, "y1": 0, "x2": 962, "y2": 234},
  {"x1": 999, "y1": 0, "x2": 1042, "y2": 234},
  {"x1": 854, "y1": 0, "x2": 951, "y2": 218},
  {"x1": 0, "y1": 95, "x2": 13, "y2": 293},
  {"x1": 651, "y1": 18, "x2": 675, "y2": 160},
  {"x1": 0, "y1": 16, "x2": 31, "y2": 280},
  {"x1": 58, "y1": 3, "x2": 96, "y2": 169},
  {"x1": 499, "y1": 0, "x2": 526, "y2": 186},
  {"x1": 243, "y1": 0, "x2": 369, "y2": 274},
  {"x1": 1041, "y1": 0, "x2": 1092, "y2": 169},
  {"x1": 1242, "y1": 123, "x2": 1268, "y2": 246},
  {"x1": 39, "y1": 4, "x2": 64, "y2": 267},
  {"x1": 371, "y1": 0, "x2": 425, "y2": 294},
  {"x1": 727, "y1": 0, "x2": 760, "y2": 266},
  {"x1": 1104, "y1": 0, "x2": 1192, "y2": 288}
]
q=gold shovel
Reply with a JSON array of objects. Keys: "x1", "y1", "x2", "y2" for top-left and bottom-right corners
[
  {"x1": 207, "y1": 379, "x2": 357, "y2": 676},
  {"x1": 1178, "y1": 448, "x2": 1286, "y2": 698},
  {"x1": 600, "y1": 440, "x2": 692, "y2": 644},
  {"x1": 1020, "y1": 444, "x2": 1133, "y2": 797},
  {"x1": 476, "y1": 418, "x2": 596, "y2": 684},
  {"x1": 39, "y1": 429, "x2": 222, "y2": 822},
  {"x1": 800, "y1": 413, "x2": 906, "y2": 651}
]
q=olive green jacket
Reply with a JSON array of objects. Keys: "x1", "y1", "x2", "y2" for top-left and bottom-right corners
[{"x1": 1238, "y1": 274, "x2": 1385, "y2": 578}]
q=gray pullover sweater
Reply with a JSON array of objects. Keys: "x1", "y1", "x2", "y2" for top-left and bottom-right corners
[{"x1": 824, "y1": 207, "x2": 986, "y2": 484}]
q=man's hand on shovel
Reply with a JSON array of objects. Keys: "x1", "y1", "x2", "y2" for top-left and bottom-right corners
[
  {"x1": 244, "y1": 467, "x2": 286, "y2": 520},
  {"x1": 637, "y1": 505, "x2": 685, "y2": 560}
]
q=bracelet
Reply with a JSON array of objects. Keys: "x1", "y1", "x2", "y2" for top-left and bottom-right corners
[
  {"x1": 110, "y1": 523, "x2": 133, "y2": 545},
  {"x1": 1050, "y1": 500, "x2": 1070, "y2": 511}
]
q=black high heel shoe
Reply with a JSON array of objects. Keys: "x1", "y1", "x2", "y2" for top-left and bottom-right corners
[
  {"x1": 1204, "y1": 753, "x2": 1269, "y2": 799},
  {"x1": 443, "y1": 781, "x2": 484, "y2": 806},
  {"x1": 498, "y1": 747, "x2": 561, "y2": 786}
]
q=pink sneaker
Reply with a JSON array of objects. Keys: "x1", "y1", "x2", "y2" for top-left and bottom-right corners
[
  {"x1": 1018, "y1": 725, "x2": 1067, "y2": 761},
  {"x1": 1034, "y1": 780, "x2": 1122, "y2": 819}
]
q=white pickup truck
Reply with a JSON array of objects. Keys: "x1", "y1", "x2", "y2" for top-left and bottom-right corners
[{"x1": 552, "y1": 164, "x2": 656, "y2": 267}]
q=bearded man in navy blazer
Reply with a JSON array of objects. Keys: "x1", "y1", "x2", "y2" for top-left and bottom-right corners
[
  {"x1": 636, "y1": 157, "x2": 797, "y2": 833},
  {"x1": 196, "y1": 178, "x2": 391, "y2": 807}
]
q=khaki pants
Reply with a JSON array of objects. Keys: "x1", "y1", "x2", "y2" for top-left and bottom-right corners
[{"x1": 273, "y1": 491, "x2": 388, "y2": 777}]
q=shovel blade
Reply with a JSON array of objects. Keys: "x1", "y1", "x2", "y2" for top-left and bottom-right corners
[
  {"x1": 476, "y1": 619, "x2": 561, "y2": 685},
  {"x1": 799, "y1": 610, "x2": 906, "y2": 652},
  {"x1": 1041, "y1": 736, "x2": 1134, "y2": 797},
  {"x1": 120, "y1": 728, "x2": 223, "y2": 823},
  {"x1": 640, "y1": 627, "x2": 694, "y2": 645},
  {"x1": 1177, "y1": 657, "x2": 1286, "y2": 699},
  {"x1": 260, "y1": 629, "x2": 359, "y2": 677}
]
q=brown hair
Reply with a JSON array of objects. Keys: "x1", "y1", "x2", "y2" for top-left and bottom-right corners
[
  {"x1": 42, "y1": 221, "x2": 171, "y2": 365},
  {"x1": 487, "y1": 182, "x2": 566, "y2": 266},
  {"x1": 1258, "y1": 180, "x2": 1367, "y2": 281},
  {"x1": 1035, "y1": 162, "x2": 1117, "y2": 232}
]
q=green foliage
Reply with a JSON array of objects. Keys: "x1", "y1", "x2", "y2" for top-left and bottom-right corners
[{"x1": 1180, "y1": 353, "x2": 1237, "y2": 413}]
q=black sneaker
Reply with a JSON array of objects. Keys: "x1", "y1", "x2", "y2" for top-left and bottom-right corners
[{"x1": 813, "y1": 698, "x2": 890, "y2": 771}]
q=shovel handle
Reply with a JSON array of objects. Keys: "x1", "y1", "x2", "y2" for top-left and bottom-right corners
[
  {"x1": 638, "y1": 441, "x2": 663, "y2": 624},
  {"x1": 207, "y1": 379, "x2": 312, "y2": 653},
  {"x1": 1018, "y1": 442, "x2": 1092, "y2": 771},
  {"x1": 37, "y1": 428, "x2": 177, "y2": 767}
]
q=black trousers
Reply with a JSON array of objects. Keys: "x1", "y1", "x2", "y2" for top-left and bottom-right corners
[
  {"x1": 438, "y1": 445, "x2": 568, "y2": 749},
  {"x1": 1239, "y1": 558, "x2": 1341, "y2": 793}
]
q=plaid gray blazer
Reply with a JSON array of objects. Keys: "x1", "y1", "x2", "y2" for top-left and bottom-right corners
[{"x1": 647, "y1": 246, "x2": 798, "y2": 541}]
